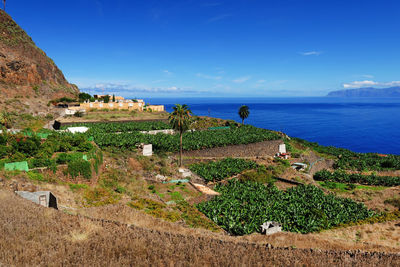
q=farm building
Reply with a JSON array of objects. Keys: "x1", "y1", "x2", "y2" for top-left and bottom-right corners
[{"x1": 15, "y1": 191, "x2": 58, "y2": 209}]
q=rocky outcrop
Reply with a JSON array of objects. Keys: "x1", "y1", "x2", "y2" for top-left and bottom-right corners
[{"x1": 0, "y1": 10, "x2": 78, "y2": 108}]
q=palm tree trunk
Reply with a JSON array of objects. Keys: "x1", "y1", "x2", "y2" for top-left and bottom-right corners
[
  {"x1": 242, "y1": 118, "x2": 244, "y2": 125},
  {"x1": 179, "y1": 132, "x2": 183, "y2": 167}
]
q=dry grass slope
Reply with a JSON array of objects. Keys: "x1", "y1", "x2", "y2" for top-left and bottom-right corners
[{"x1": 1, "y1": 190, "x2": 399, "y2": 266}]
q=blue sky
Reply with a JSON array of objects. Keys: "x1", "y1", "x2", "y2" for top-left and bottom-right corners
[{"x1": 5, "y1": 0, "x2": 400, "y2": 97}]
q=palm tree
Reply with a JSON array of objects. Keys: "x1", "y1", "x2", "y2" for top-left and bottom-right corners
[
  {"x1": 238, "y1": 105, "x2": 250, "y2": 124},
  {"x1": 169, "y1": 104, "x2": 192, "y2": 167}
]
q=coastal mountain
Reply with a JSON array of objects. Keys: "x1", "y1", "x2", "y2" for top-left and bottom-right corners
[
  {"x1": 327, "y1": 87, "x2": 400, "y2": 97},
  {"x1": 0, "y1": 10, "x2": 78, "y2": 114}
]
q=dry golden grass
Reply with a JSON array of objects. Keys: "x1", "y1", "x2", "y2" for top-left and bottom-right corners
[
  {"x1": 318, "y1": 220, "x2": 400, "y2": 249},
  {"x1": 1, "y1": 189, "x2": 400, "y2": 266}
]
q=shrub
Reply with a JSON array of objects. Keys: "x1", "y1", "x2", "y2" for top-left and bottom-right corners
[
  {"x1": 67, "y1": 159, "x2": 92, "y2": 179},
  {"x1": 27, "y1": 171, "x2": 45, "y2": 181},
  {"x1": 314, "y1": 169, "x2": 400, "y2": 187},
  {"x1": 0, "y1": 145, "x2": 9, "y2": 158},
  {"x1": 11, "y1": 135, "x2": 41, "y2": 157},
  {"x1": 77, "y1": 141, "x2": 93, "y2": 152},
  {"x1": 239, "y1": 168, "x2": 275, "y2": 185}
]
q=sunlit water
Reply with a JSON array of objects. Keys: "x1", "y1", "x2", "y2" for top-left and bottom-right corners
[{"x1": 144, "y1": 97, "x2": 400, "y2": 155}]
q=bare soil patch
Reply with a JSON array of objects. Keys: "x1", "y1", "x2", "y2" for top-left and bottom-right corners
[{"x1": 182, "y1": 139, "x2": 283, "y2": 158}]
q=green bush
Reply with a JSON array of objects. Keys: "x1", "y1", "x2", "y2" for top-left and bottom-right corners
[
  {"x1": 239, "y1": 168, "x2": 275, "y2": 185},
  {"x1": 77, "y1": 141, "x2": 93, "y2": 152},
  {"x1": 0, "y1": 134, "x2": 8, "y2": 145},
  {"x1": 67, "y1": 159, "x2": 92, "y2": 179},
  {"x1": 11, "y1": 135, "x2": 41, "y2": 157},
  {"x1": 0, "y1": 145, "x2": 9, "y2": 158},
  {"x1": 27, "y1": 171, "x2": 45, "y2": 181},
  {"x1": 56, "y1": 152, "x2": 84, "y2": 164}
]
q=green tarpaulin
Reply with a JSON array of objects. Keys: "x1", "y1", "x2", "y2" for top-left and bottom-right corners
[
  {"x1": 22, "y1": 131, "x2": 49, "y2": 139},
  {"x1": 4, "y1": 161, "x2": 29, "y2": 172},
  {"x1": 162, "y1": 179, "x2": 189, "y2": 184},
  {"x1": 36, "y1": 133, "x2": 49, "y2": 139}
]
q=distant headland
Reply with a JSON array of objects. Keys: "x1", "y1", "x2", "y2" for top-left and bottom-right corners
[{"x1": 327, "y1": 86, "x2": 400, "y2": 97}]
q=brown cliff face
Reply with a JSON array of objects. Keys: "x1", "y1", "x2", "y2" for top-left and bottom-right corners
[{"x1": 0, "y1": 10, "x2": 78, "y2": 113}]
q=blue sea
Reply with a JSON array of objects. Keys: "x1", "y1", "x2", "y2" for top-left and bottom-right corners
[{"x1": 148, "y1": 97, "x2": 400, "y2": 155}]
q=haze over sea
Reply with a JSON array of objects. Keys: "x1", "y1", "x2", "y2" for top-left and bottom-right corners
[{"x1": 146, "y1": 97, "x2": 400, "y2": 155}]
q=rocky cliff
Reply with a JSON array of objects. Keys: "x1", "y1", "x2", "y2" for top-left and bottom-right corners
[{"x1": 0, "y1": 10, "x2": 78, "y2": 114}]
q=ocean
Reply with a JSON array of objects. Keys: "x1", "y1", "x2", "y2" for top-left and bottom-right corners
[{"x1": 147, "y1": 97, "x2": 400, "y2": 155}]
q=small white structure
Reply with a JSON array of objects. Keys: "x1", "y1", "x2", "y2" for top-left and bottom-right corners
[
  {"x1": 279, "y1": 144, "x2": 286, "y2": 154},
  {"x1": 275, "y1": 143, "x2": 290, "y2": 159},
  {"x1": 155, "y1": 174, "x2": 167, "y2": 182},
  {"x1": 65, "y1": 109, "x2": 76, "y2": 115},
  {"x1": 15, "y1": 191, "x2": 58, "y2": 209},
  {"x1": 261, "y1": 221, "x2": 282, "y2": 235},
  {"x1": 143, "y1": 144, "x2": 153, "y2": 156},
  {"x1": 67, "y1": 127, "x2": 89, "y2": 134},
  {"x1": 0, "y1": 129, "x2": 21, "y2": 134},
  {"x1": 178, "y1": 168, "x2": 192, "y2": 178},
  {"x1": 291, "y1": 162, "x2": 308, "y2": 171},
  {"x1": 65, "y1": 109, "x2": 86, "y2": 115}
]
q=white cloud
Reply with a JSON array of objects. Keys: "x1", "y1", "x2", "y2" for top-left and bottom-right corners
[
  {"x1": 360, "y1": 74, "x2": 374, "y2": 79},
  {"x1": 151, "y1": 79, "x2": 168, "y2": 84},
  {"x1": 256, "y1": 79, "x2": 266, "y2": 83},
  {"x1": 84, "y1": 82, "x2": 197, "y2": 94},
  {"x1": 300, "y1": 51, "x2": 322, "y2": 56},
  {"x1": 163, "y1": 70, "x2": 173, "y2": 75},
  {"x1": 342, "y1": 80, "x2": 400, "y2": 89},
  {"x1": 232, "y1": 76, "x2": 251, "y2": 83},
  {"x1": 196, "y1": 73, "x2": 222, "y2": 80}
]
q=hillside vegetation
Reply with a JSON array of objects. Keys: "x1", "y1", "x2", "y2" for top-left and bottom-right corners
[{"x1": 0, "y1": 10, "x2": 78, "y2": 114}]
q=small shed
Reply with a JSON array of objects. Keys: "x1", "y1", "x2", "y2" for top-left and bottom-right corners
[
  {"x1": 15, "y1": 191, "x2": 58, "y2": 209},
  {"x1": 142, "y1": 144, "x2": 153, "y2": 156}
]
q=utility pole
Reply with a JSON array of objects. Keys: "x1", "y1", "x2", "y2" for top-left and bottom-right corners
[{"x1": 3, "y1": 0, "x2": 6, "y2": 11}]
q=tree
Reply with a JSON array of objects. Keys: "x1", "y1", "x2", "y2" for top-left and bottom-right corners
[
  {"x1": 112, "y1": 94, "x2": 115, "y2": 102},
  {"x1": 238, "y1": 105, "x2": 250, "y2": 124},
  {"x1": 78, "y1": 92, "x2": 92, "y2": 103},
  {"x1": 102, "y1": 95, "x2": 110, "y2": 103},
  {"x1": 169, "y1": 104, "x2": 192, "y2": 167}
]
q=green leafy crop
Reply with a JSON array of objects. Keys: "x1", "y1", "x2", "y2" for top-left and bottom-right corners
[{"x1": 197, "y1": 180, "x2": 375, "y2": 235}]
